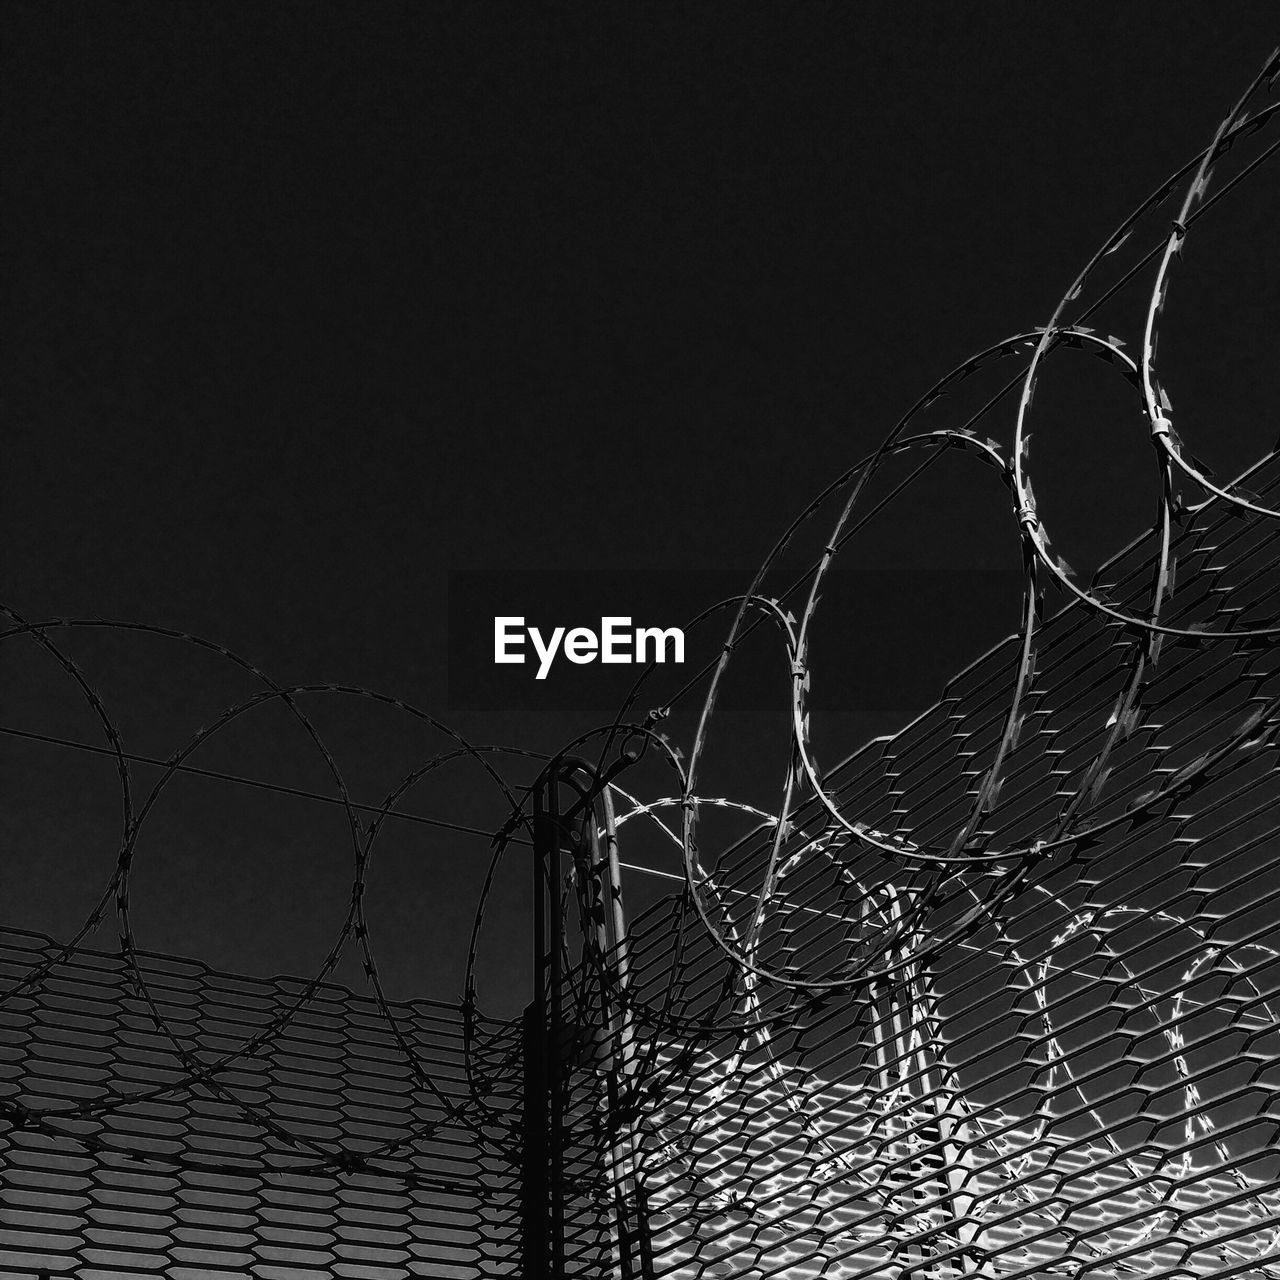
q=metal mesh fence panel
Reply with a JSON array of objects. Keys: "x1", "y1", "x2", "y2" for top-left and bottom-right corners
[
  {"x1": 609, "y1": 451, "x2": 1280, "y2": 1279},
  {"x1": 0, "y1": 928, "x2": 525, "y2": 1278}
]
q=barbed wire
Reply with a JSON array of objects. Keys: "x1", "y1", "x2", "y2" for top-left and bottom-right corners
[{"x1": 2, "y1": 48, "x2": 1279, "y2": 1279}]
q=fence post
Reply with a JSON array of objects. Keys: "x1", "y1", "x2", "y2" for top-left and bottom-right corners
[{"x1": 520, "y1": 769, "x2": 565, "y2": 1280}]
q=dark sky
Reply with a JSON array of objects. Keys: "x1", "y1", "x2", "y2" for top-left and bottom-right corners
[{"x1": 4, "y1": 3, "x2": 1278, "y2": 1015}]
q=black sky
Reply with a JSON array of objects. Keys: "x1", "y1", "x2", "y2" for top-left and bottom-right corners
[{"x1": 4, "y1": 3, "x2": 1278, "y2": 1014}]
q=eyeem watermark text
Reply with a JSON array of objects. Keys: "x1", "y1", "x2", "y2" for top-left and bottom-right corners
[
  {"x1": 495, "y1": 616, "x2": 685, "y2": 679},
  {"x1": 448, "y1": 569, "x2": 1020, "y2": 711}
]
